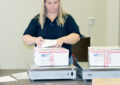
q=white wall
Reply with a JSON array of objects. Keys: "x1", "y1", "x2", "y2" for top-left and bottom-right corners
[
  {"x1": 119, "y1": 0, "x2": 120, "y2": 46},
  {"x1": 62, "y1": 0, "x2": 107, "y2": 46},
  {"x1": 0, "y1": 0, "x2": 41, "y2": 69},
  {"x1": 107, "y1": 0, "x2": 119, "y2": 46},
  {"x1": 0, "y1": 0, "x2": 119, "y2": 69}
]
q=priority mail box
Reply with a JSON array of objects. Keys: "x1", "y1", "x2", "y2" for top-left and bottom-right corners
[
  {"x1": 88, "y1": 47, "x2": 120, "y2": 67},
  {"x1": 34, "y1": 47, "x2": 69, "y2": 66}
]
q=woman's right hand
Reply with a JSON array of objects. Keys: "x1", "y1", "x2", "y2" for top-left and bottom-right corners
[{"x1": 34, "y1": 37, "x2": 44, "y2": 46}]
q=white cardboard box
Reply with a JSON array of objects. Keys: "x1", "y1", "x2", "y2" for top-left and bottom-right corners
[
  {"x1": 88, "y1": 47, "x2": 120, "y2": 67},
  {"x1": 34, "y1": 47, "x2": 69, "y2": 66}
]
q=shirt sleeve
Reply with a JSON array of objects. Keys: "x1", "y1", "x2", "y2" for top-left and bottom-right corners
[
  {"x1": 23, "y1": 18, "x2": 38, "y2": 37},
  {"x1": 65, "y1": 15, "x2": 82, "y2": 38}
]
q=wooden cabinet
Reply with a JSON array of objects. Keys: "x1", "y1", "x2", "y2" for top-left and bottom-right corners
[{"x1": 71, "y1": 37, "x2": 90, "y2": 62}]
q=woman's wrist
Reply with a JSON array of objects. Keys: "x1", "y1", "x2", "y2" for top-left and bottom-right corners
[{"x1": 32, "y1": 37, "x2": 37, "y2": 44}]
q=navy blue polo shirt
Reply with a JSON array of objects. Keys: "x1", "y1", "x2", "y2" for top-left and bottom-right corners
[{"x1": 23, "y1": 14, "x2": 82, "y2": 57}]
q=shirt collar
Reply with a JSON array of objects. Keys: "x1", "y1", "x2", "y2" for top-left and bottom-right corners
[{"x1": 45, "y1": 16, "x2": 58, "y2": 23}]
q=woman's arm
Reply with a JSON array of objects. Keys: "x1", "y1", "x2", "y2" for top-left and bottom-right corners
[
  {"x1": 23, "y1": 35, "x2": 43, "y2": 46},
  {"x1": 56, "y1": 33, "x2": 80, "y2": 47}
]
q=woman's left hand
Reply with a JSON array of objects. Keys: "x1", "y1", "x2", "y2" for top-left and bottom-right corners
[{"x1": 55, "y1": 38, "x2": 64, "y2": 48}]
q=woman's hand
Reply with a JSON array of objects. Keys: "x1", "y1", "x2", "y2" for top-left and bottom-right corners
[
  {"x1": 55, "y1": 33, "x2": 80, "y2": 48},
  {"x1": 34, "y1": 37, "x2": 44, "y2": 46},
  {"x1": 55, "y1": 38, "x2": 64, "y2": 48}
]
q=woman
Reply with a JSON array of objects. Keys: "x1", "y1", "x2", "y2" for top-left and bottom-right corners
[{"x1": 23, "y1": 0, "x2": 82, "y2": 64}]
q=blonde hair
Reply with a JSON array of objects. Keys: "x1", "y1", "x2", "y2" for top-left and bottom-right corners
[{"x1": 39, "y1": 0, "x2": 67, "y2": 29}]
